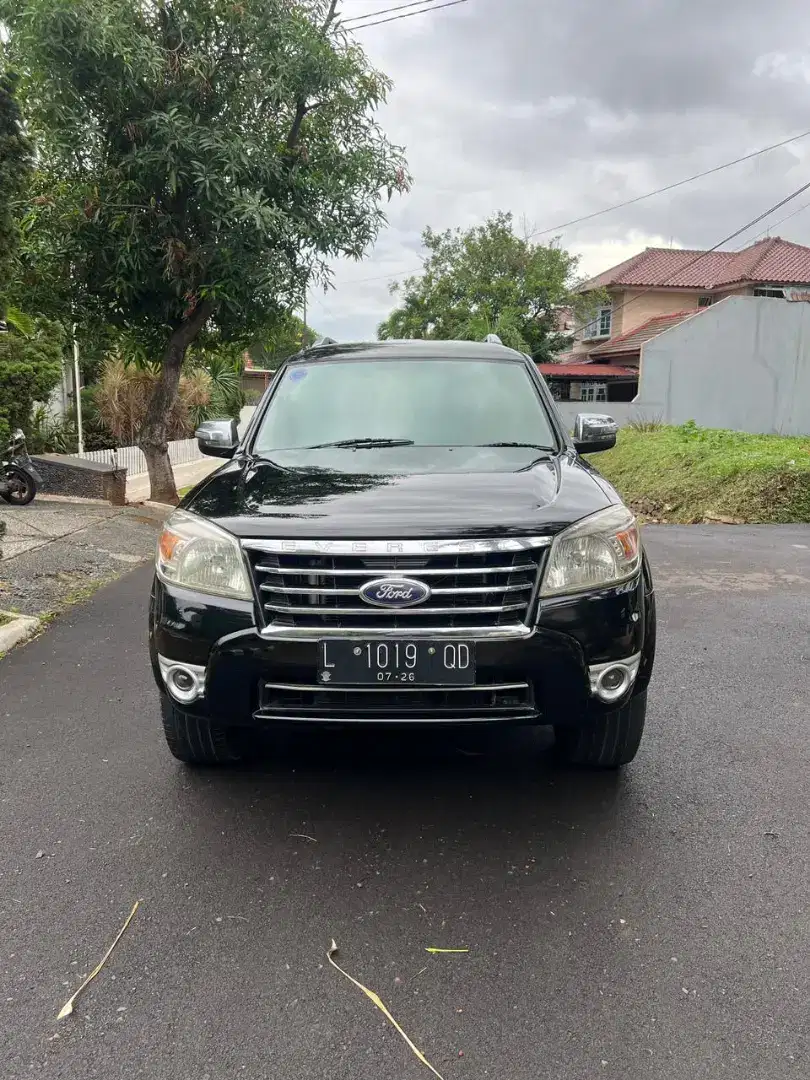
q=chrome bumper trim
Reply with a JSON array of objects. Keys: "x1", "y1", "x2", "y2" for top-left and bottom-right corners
[
  {"x1": 257, "y1": 623, "x2": 536, "y2": 641},
  {"x1": 264, "y1": 681, "x2": 529, "y2": 694}
]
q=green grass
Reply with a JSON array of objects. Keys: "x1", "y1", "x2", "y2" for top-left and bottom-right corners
[
  {"x1": 177, "y1": 486, "x2": 192, "y2": 498},
  {"x1": 590, "y1": 422, "x2": 810, "y2": 524}
]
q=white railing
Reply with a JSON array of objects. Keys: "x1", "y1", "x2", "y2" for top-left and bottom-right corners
[
  {"x1": 70, "y1": 408, "x2": 257, "y2": 477},
  {"x1": 72, "y1": 438, "x2": 202, "y2": 478}
]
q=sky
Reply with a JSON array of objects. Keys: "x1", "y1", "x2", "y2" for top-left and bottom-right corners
[{"x1": 307, "y1": 0, "x2": 810, "y2": 341}]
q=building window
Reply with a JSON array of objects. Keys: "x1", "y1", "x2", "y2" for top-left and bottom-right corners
[
  {"x1": 582, "y1": 306, "x2": 612, "y2": 340},
  {"x1": 753, "y1": 286, "x2": 785, "y2": 298},
  {"x1": 698, "y1": 295, "x2": 714, "y2": 307},
  {"x1": 579, "y1": 383, "x2": 607, "y2": 403}
]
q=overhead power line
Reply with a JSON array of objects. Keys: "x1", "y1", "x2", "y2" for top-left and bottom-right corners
[
  {"x1": 346, "y1": 0, "x2": 472, "y2": 31},
  {"x1": 342, "y1": 1, "x2": 443, "y2": 28},
  {"x1": 339, "y1": 128, "x2": 810, "y2": 287},
  {"x1": 524, "y1": 129, "x2": 810, "y2": 241},
  {"x1": 739, "y1": 197, "x2": 810, "y2": 248},
  {"x1": 568, "y1": 176, "x2": 810, "y2": 340}
]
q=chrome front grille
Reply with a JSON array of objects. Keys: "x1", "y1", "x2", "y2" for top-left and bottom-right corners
[
  {"x1": 258, "y1": 680, "x2": 537, "y2": 721},
  {"x1": 242, "y1": 538, "x2": 550, "y2": 632}
]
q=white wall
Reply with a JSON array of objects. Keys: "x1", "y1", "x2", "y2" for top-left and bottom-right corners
[
  {"x1": 637, "y1": 296, "x2": 810, "y2": 435},
  {"x1": 552, "y1": 401, "x2": 662, "y2": 432}
]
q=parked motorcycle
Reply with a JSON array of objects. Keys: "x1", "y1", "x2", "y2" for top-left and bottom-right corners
[{"x1": 0, "y1": 429, "x2": 42, "y2": 506}]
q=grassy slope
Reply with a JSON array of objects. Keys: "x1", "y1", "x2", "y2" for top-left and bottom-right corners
[{"x1": 590, "y1": 424, "x2": 810, "y2": 524}]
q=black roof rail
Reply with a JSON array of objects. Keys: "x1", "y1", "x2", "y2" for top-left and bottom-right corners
[{"x1": 483, "y1": 333, "x2": 502, "y2": 345}]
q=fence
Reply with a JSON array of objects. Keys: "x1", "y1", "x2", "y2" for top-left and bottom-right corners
[
  {"x1": 71, "y1": 438, "x2": 202, "y2": 478},
  {"x1": 70, "y1": 407, "x2": 257, "y2": 478}
]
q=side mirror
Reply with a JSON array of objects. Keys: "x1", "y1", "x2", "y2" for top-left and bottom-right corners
[
  {"x1": 573, "y1": 413, "x2": 618, "y2": 454},
  {"x1": 195, "y1": 419, "x2": 239, "y2": 458}
]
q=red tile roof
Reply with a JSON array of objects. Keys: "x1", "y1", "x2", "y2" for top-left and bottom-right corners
[
  {"x1": 538, "y1": 363, "x2": 638, "y2": 378},
  {"x1": 589, "y1": 310, "x2": 697, "y2": 356},
  {"x1": 581, "y1": 237, "x2": 810, "y2": 291}
]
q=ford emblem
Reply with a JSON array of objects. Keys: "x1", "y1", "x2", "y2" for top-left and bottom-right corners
[{"x1": 359, "y1": 577, "x2": 431, "y2": 608}]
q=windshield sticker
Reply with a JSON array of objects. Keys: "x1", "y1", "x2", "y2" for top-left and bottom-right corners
[{"x1": 289, "y1": 369, "x2": 308, "y2": 382}]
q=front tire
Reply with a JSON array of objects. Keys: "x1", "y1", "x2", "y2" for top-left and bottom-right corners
[
  {"x1": 160, "y1": 695, "x2": 242, "y2": 766},
  {"x1": 555, "y1": 689, "x2": 647, "y2": 769},
  {"x1": 2, "y1": 466, "x2": 37, "y2": 505}
]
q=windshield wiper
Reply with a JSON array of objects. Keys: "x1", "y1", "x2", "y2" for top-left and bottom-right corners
[
  {"x1": 478, "y1": 442, "x2": 555, "y2": 450},
  {"x1": 306, "y1": 437, "x2": 416, "y2": 449}
]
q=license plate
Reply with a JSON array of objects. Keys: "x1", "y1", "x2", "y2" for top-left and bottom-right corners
[{"x1": 319, "y1": 640, "x2": 476, "y2": 686}]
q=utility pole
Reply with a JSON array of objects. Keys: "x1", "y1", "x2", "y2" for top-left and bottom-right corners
[
  {"x1": 72, "y1": 324, "x2": 84, "y2": 455},
  {"x1": 300, "y1": 264, "x2": 312, "y2": 349}
]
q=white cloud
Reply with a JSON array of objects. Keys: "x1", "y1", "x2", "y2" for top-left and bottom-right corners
[{"x1": 310, "y1": 0, "x2": 810, "y2": 340}]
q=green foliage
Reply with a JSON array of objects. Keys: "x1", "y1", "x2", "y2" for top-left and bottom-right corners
[
  {"x1": 0, "y1": 69, "x2": 34, "y2": 315},
  {"x1": 81, "y1": 386, "x2": 117, "y2": 450},
  {"x1": 3, "y1": 0, "x2": 409, "y2": 355},
  {"x1": 0, "y1": 318, "x2": 64, "y2": 445},
  {"x1": 186, "y1": 347, "x2": 245, "y2": 423},
  {"x1": 249, "y1": 312, "x2": 317, "y2": 367},
  {"x1": 377, "y1": 212, "x2": 582, "y2": 360},
  {"x1": 593, "y1": 425, "x2": 810, "y2": 524},
  {"x1": 3, "y1": 306, "x2": 35, "y2": 336},
  {"x1": 27, "y1": 404, "x2": 77, "y2": 454}
]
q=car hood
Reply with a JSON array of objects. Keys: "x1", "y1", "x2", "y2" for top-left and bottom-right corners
[{"x1": 183, "y1": 450, "x2": 616, "y2": 540}]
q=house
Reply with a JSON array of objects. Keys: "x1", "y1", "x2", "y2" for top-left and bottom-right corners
[
  {"x1": 539, "y1": 235, "x2": 810, "y2": 403},
  {"x1": 539, "y1": 310, "x2": 697, "y2": 403},
  {"x1": 241, "y1": 351, "x2": 276, "y2": 398}
]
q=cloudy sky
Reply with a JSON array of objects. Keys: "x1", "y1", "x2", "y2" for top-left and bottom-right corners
[{"x1": 309, "y1": 0, "x2": 810, "y2": 339}]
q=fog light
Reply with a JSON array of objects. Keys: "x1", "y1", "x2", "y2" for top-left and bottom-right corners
[
  {"x1": 588, "y1": 654, "x2": 641, "y2": 704},
  {"x1": 173, "y1": 670, "x2": 195, "y2": 693},
  {"x1": 600, "y1": 667, "x2": 626, "y2": 692},
  {"x1": 158, "y1": 655, "x2": 206, "y2": 704}
]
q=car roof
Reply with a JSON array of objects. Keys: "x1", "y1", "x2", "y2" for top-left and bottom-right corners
[{"x1": 289, "y1": 339, "x2": 529, "y2": 363}]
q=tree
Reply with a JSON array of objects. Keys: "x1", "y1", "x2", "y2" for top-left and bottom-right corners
[
  {"x1": 3, "y1": 0, "x2": 409, "y2": 501},
  {"x1": 0, "y1": 68, "x2": 34, "y2": 319},
  {"x1": 0, "y1": 319, "x2": 63, "y2": 446},
  {"x1": 248, "y1": 312, "x2": 318, "y2": 368},
  {"x1": 0, "y1": 70, "x2": 62, "y2": 446},
  {"x1": 378, "y1": 212, "x2": 592, "y2": 361}
]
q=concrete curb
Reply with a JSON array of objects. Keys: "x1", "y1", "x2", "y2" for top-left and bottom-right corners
[{"x1": 0, "y1": 611, "x2": 41, "y2": 655}]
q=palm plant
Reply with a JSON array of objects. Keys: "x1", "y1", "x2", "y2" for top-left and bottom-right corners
[{"x1": 95, "y1": 356, "x2": 214, "y2": 446}]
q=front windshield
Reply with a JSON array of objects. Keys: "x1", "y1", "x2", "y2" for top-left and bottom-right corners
[{"x1": 252, "y1": 357, "x2": 557, "y2": 453}]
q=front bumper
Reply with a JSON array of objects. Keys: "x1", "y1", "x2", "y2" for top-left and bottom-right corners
[{"x1": 148, "y1": 564, "x2": 655, "y2": 728}]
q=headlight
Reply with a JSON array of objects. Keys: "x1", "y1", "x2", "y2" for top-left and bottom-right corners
[
  {"x1": 156, "y1": 510, "x2": 251, "y2": 600},
  {"x1": 541, "y1": 505, "x2": 641, "y2": 597}
]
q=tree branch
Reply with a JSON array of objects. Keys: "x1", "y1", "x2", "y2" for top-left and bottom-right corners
[
  {"x1": 172, "y1": 297, "x2": 216, "y2": 357},
  {"x1": 321, "y1": 0, "x2": 340, "y2": 33},
  {"x1": 286, "y1": 101, "x2": 325, "y2": 151},
  {"x1": 285, "y1": 1, "x2": 338, "y2": 150},
  {"x1": 286, "y1": 101, "x2": 309, "y2": 151}
]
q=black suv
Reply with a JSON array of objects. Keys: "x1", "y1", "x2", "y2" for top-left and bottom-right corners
[{"x1": 149, "y1": 338, "x2": 655, "y2": 768}]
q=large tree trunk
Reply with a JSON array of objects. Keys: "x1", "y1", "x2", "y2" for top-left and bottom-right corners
[{"x1": 138, "y1": 300, "x2": 213, "y2": 504}]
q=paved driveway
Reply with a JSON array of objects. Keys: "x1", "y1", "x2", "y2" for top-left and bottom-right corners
[
  {"x1": 0, "y1": 498, "x2": 163, "y2": 615},
  {"x1": 0, "y1": 526, "x2": 808, "y2": 1080}
]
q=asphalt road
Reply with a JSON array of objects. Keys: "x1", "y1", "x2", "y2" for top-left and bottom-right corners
[{"x1": 1, "y1": 525, "x2": 809, "y2": 1080}]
